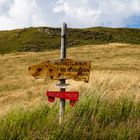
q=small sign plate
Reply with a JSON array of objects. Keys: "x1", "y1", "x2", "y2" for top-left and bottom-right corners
[
  {"x1": 47, "y1": 91, "x2": 79, "y2": 106},
  {"x1": 47, "y1": 91, "x2": 79, "y2": 101},
  {"x1": 28, "y1": 59, "x2": 91, "y2": 82}
]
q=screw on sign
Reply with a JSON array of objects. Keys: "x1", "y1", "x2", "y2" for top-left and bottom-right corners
[{"x1": 28, "y1": 23, "x2": 91, "y2": 124}]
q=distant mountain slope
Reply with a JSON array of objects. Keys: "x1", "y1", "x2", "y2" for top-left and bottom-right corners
[{"x1": 0, "y1": 27, "x2": 140, "y2": 54}]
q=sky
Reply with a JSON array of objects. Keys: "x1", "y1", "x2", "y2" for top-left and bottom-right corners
[{"x1": 0, "y1": 0, "x2": 140, "y2": 30}]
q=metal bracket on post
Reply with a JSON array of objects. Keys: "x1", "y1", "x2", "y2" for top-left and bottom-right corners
[
  {"x1": 56, "y1": 83, "x2": 70, "y2": 88},
  {"x1": 59, "y1": 23, "x2": 67, "y2": 124}
]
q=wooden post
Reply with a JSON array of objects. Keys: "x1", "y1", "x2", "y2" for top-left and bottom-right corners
[
  {"x1": 59, "y1": 23, "x2": 67, "y2": 124},
  {"x1": 61, "y1": 23, "x2": 67, "y2": 59}
]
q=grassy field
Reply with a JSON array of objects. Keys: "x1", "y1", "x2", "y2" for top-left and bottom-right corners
[
  {"x1": 1, "y1": 27, "x2": 140, "y2": 54},
  {"x1": 0, "y1": 43, "x2": 140, "y2": 139}
]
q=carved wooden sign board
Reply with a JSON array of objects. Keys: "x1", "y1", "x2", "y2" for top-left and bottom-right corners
[{"x1": 28, "y1": 59, "x2": 91, "y2": 83}]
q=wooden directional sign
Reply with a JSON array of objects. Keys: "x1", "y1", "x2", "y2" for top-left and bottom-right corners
[{"x1": 28, "y1": 59, "x2": 91, "y2": 82}]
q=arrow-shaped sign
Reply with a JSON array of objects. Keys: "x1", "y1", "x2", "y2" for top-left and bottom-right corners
[{"x1": 28, "y1": 59, "x2": 91, "y2": 83}]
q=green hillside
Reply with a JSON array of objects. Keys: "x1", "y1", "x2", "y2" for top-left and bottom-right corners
[{"x1": 0, "y1": 27, "x2": 140, "y2": 54}]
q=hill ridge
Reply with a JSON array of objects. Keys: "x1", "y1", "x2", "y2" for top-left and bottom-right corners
[{"x1": 0, "y1": 26, "x2": 140, "y2": 54}]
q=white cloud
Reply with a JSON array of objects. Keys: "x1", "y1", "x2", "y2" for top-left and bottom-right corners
[
  {"x1": 0, "y1": 0, "x2": 14, "y2": 16},
  {"x1": 53, "y1": 0, "x2": 140, "y2": 27},
  {"x1": 0, "y1": 0, "x2": 140, "y2": 30}
]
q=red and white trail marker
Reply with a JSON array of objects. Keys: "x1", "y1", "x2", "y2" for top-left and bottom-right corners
[{"x1": 46, "y1": 91, "x2": 79, "y2": 106}]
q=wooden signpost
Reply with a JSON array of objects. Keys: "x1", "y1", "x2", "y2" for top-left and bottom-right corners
[{"x1": 28, "y1": 23, "x2": 91, "y2": 124}]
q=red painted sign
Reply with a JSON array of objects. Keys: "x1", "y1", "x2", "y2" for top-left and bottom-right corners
[{"x1": 46, "y1": 91, "x2": 79, "y2": 106}]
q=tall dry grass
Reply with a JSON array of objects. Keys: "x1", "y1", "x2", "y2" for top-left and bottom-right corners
[
  {"x1": 0, "y1": 72, "x2": 139, "y2": 139},
  {"x1": 0, "y1": 43, "x2": 139, "y2": 139}
]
